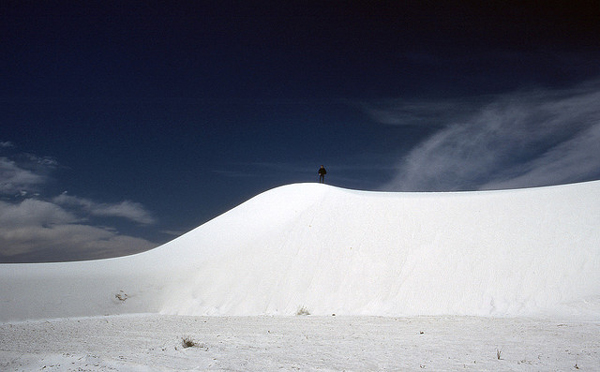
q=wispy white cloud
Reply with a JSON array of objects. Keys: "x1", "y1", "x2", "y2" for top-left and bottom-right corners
[
  {"x1": 0, "y1": 199, "x2": 157, "y2": 261},
  {"x1": 0, "y1": 148, "x2": 158, "y2": 262},
  {"x1": 92, "y1": 200, "x2": 156, "y2": 225},
  {"x1": 0, "y1": 199, "x2": 78, "y2": 227},
  {"x1": 481, "y1": 122, "x2": 600, "y2": 190},
  {"x1": 0, "y1": 157, "x2": 47, "y2": 195},
  {"x1": 362, "y1": 97, "x2": 485, "y2": 126},
  {"x1": 53, "y1": 194, "x2": 156, "y2": 225},
  {"x1": 375, "y1": 79, "x2": 600, "y2": 191}
]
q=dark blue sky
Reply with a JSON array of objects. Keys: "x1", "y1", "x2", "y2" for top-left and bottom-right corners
[{"x1": 2, "y1": 1, "x2": 600, "y2": 262}]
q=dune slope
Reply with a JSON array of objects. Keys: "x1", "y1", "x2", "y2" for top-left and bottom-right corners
[{"x1": 1, "y1": 181, "x2": 599, "y2": 321}]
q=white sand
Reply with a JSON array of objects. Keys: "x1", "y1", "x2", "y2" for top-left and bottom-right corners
[{"x1": 1, "y1": 181, "x2": 599, "y2": 370}]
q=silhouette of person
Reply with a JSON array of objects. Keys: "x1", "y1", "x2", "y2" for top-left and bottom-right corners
[{"x1": 318, "y1": 165, "x2": 327, "y2": 183}]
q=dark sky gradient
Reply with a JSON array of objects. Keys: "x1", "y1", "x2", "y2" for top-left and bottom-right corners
[{"x1": 1, "y1": 1, "x2": 600, "y2": 262}]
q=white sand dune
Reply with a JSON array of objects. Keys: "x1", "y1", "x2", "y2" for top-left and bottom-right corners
[
  {"x1": 1, "y1": 181, "x2": 599, "y2": 322},
  {"x1": 2, "y1": 182, "x2": 600, "y2": 371}
]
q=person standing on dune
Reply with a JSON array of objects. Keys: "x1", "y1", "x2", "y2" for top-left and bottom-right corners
[{"x1": 318, "y1": 165, "x2": 327, "y2": 183}]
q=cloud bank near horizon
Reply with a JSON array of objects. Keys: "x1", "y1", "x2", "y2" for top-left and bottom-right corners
[
  {"x1": 370, "y1": 79, "x2": 600, "y2": 191},
  {"x1": 0, "y1": 151, "x2": 157, "y2": 262}
]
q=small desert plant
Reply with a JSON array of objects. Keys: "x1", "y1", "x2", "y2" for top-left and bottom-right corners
[
  {"x1": 296, "y1": 305, "x2": 311, "y2": 316},
  {"x1": 496, "y1": 348, "x2": 502, "y2": 360},
  {"x1": 182, "y1": 337, "x2": 196, "y2": 348},
  {"x1": 115, "y1": 290, "x2": 129, "y2": 302},
  {"x1": 180, "y1": 337, "x2": 208, "y2": 351}
]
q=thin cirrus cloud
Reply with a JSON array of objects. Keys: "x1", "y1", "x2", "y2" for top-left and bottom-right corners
[
  {"x1": 368, "y1": 79, "x2": 600, "y2": 191},
  {"x1": 361, "y1": 98, "x2": 484, "y2": 127},
  {"x1": 0, "y1": 157, "x2": 47, "y2": 195},
  {"x1": 53, "y1": 193, "x2": 156, "y2": 225},
  {"x1": 0, "y1": 150, "x2": 157, "y2": 262},
  {"x1": 0, "y1": 208, "x2": 157, "y2": 262}
]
